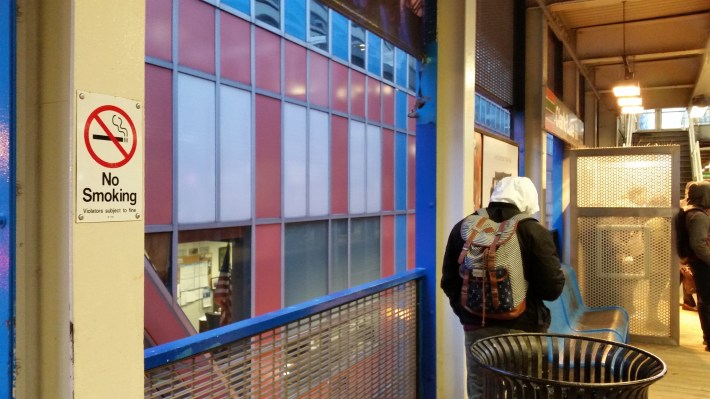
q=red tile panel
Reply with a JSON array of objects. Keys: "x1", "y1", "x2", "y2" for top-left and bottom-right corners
[
  {"x1": 408, "y1": 135, "x2": 416, "y2": 210},
  {"x1": 146, "y1": 0, "x2": 172, "y2": 61},
  {"x1": 381, "y1": 216, "x2": 395, "y2": 277},
  {"x1": 255, "y1": 95, "x2": 282, "y2": 219},
  {"x1": 255, "y1": 28, "x2": 281, "y2": 94},
  {"x1": 331, "y1": 61, "x2": 348, "y2": 113},
  {"x1": 330, "y1": 115, "x2": 348, "y2": 215},
  {"x1": 309, "y1": 52, "x2": 329, "y2": 108},
  {"x1": 178, "y1": 0, "x2": 215, "y2": 74},
  {"x1": 381, "y1": 128, "x2": 394, "y2": 211},
  {"x1": 255, "y1": 224, "x2": 282, "y2": 315},
  {"x1": 284, "y1": 41, "x2": 307, "y2": 101},
  {"x1": 144, "y1": 64, "x2": 173, "y2": 225},
  {"x1": 367, "y1": 78, "x2": 381, "y2": 122},
  {"x1": 407, "y1": 214, "x2": 416, "y2": 270},
  {"x1": 408, "y1": 94, "x2": 417, "y2": 132},
  {"x1": 350, "y1": 70, "x2": 366, "y2": 118},
  {"x1": 382, "y1": 83, "x2": 395, "y2": 126},
  {"x1": 220, "y1": 11, "x2": 251, "y2": 84}
]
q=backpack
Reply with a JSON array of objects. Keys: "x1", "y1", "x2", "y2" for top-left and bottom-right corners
[
  {"x1": 674, "y1": 207, "x2": 707, "y2": 259},
  {"x1": 457, "y1": 209, "x2": 533, "y2": 326}
]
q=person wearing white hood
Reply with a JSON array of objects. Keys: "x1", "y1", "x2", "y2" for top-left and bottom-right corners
[{"x1": 441, "y1": 176, "x2": 565, "y2": 399}]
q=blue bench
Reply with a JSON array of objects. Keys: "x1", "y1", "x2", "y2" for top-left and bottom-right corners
[{"x1": 544, "y1": 263, "x2": 630, "y2": 343}]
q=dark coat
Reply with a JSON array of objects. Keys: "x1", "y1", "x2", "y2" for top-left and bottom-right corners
[{"x1": 440, "y1": 202, "x2": 565, "y2": 331}]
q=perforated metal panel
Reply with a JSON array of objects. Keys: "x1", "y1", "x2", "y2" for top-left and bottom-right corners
[
  {"x1": 571, "y1": 147, "x2": 679, "y2": 345},
  {"x1": 145, "y1": 282, "x2": 418, "y2": 398}
]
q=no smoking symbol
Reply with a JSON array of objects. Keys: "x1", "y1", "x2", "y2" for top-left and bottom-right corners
[{"x1": 84, "y1": 105, "x2": 137, "y2": 168}]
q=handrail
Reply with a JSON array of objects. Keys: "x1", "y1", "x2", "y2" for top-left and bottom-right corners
[{"x1": 145, "y1": 268, "x2": 426, "y2": 370}]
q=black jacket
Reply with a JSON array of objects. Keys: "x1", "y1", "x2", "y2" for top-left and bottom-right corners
[{"x1": 440, "y1": 202, "x2": 565, "y2": 331}]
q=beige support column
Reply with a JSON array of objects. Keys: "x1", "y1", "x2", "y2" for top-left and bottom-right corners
[
  {"x1": 436, "y1": 1, "x2": 477, "y2": 398},
  {"x1": 524, "y1": 7, "x2": 547, "y2": 222},
  {"x1": 19, "y1": 1, "x2": 146, "y2": 398}
]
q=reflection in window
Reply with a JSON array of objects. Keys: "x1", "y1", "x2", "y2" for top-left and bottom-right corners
[
  {"x1": 331, "y1": 219, "x2": 349, "y2": 292},
  {"x1": 351, "y1": 23, "x2": 365, "y2": 68},
  {"x1": 661, "y1": 108, "x2": 688, "y2": 130},
  {"x1": 145, "y1": 232, "x2": 172, "y2": 289},
  {"x1": 256, "y1": 0, "x2": 280, "y2": 29},
  {"x1": 222, "y1": 0, "x2": 250, "y2": 16},
  {"x1": 351, "y1": 217, "x2": 380, "y2": 286},
  {"x1": 331, "y1": 11, "x2": 348, "y2": 61},
  {"x1": 284, "y1": 221, "x2": 328, "y2": 306},
  {"x1": 309, "y1": 0, "x2": 329, "y2": 51},
  {"x1": 382, "y1": 41, "x2": 394, "y2": 82},
  {"x1": 367, "y1": 31, "x2": 381, "y2": 76},
  {"x1": 638, "y1": 110, "x2": 656, "y2": 130},
  {"x1": 408, "y1": 56, "x2": 417, "y2": 92},
  {"x1": 177, "y1": 227, "x2": 251, "y2": 332},
  {"x1": 285, "y1": 0, "x2": 307, "y2": 40}
]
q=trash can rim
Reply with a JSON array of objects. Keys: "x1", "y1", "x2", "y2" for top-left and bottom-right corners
[{"x1": 470, "y1": 333, "x2": 667, "y2": 388}]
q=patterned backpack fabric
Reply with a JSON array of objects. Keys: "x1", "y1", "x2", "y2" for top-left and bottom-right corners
[{"x1": 457, "y1": 209, "x2": 533, "y2": 325}]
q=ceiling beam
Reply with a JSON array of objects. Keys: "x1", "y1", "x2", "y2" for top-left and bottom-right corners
[
  {"x1": 574, "y1": 49, "x2": 706, "y2": 66},
  {"x1": 548, "y1": 0, "x2": 644, "y2": 13}
]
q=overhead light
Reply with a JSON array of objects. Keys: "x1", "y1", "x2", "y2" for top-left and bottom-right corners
[
  {"x1": 621, "y1": 105, "x2": 644, "y2": 114},
  {"x1": 617, "y1": 96, "x2": 642, "y2": 107},
  {"x1": 613, "y1": 80, "x2": 640, "y2": 97}
]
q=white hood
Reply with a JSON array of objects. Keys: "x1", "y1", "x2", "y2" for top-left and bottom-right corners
[{"x1": 489, "y1": 176, "x2": 540, "y2": 215}]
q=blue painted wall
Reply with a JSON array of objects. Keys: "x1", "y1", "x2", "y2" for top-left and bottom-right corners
[{"x1": 0, "y1": 0, "x2": 15, "y2": 396}]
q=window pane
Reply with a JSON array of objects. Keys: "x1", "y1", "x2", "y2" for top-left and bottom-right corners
[
  {"x1": 407, "y1": 56, "x2": 417, "y2": 92},
  {"x1": 331, "y1": 11, "x2": 348, "y2": 61},
  {"x1": 285, "y1": 221, "x2": 328, "y2": 306},
  {"x1": 351, "y1": 23, "x2": 365, "y2": 68},
  {"x1": 351, "y1": 217, "x2": 380, "y2": 286},
  {"x1": 331, "y1": 219, "x2": 348, "y2": 292},
  {"x1": 284, "y1": 103, "x2": 308, "y2": 218},
  {"x1": 177, "y1": 227, "x2": 252, "y2": 331},
  {"x1": 395, "y1": 47, "x2": 407, "y2": 88},
  {"x1": 395, "y1": 215, "x2": 406, "y2": 273},
  {"x1": 382, "y1": 41, "x2": 394, "y2": 82},
  {"x1": 219, "y1": 85, "x2": 252, "y2": 221},
  {"x1": 309, "y1": 109, "x2": 330, "y2": 216},
  {"x1": 255, "y1": 0, "x2": 280, "y2": 29},
  {"x1": 395, "y1": 132, "x2": 407, "y2": 210},
  {"x1": 638, "y1": 110, "x2": 656, "y2": 130},
  {"x1": 178, "y1": 74, "x2": 216, "y2": 223},
  {"x1": 367, "y1": 31, "x2": 381, "y2": 76},
  {"x1": 222, "y1": 0, "x2": 250, "y2": 15},
  {"x1": 661, "y1": 108, "x2": 688, "y2": 130},
  {"x1": 285, "y1": 0, "x2": 306, "y2": 40},
  {"x1": 145, "y1": 232, "x2": 172, "y2": 290},
  {"x1": 366, "y1": 124, "x2": 382, "y2": 213},
  {"x1": 309, "y1": 0, "x2": 328, "y2": 51},
  {"x1": 349, "y1": 121, "x2": 366, "y2": 214}
]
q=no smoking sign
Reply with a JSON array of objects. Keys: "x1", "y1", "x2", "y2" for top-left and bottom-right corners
[{"x1": 76, "y1": 91, "x2": 143, "y2": 223}]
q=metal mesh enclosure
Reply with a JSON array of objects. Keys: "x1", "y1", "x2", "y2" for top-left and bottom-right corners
[
  {"x1": 145, "y1": 282, "x2": 418, "y2": 398},
  {"x1": 476, "y1": 0, "x2": 515, "y2": 105},
  {"x1": 571, "y1": 147, "x2": 679, "y2": 344}
]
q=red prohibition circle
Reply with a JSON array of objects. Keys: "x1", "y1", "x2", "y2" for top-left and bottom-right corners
[{"x1": 83, "y1": 104, "x2": 138, "y2": 168}]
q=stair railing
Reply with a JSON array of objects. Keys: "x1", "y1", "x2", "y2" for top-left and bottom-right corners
[{"x1": 689, "y1": 121, "x2": 702, "y2": 181}]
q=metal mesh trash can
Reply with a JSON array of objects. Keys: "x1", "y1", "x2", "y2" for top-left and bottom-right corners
[{"x1": 470, "y1": 333, "x2": 666, "y2": 398}]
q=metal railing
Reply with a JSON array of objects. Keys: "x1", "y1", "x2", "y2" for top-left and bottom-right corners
[{"x1": 145, "y1": 269, "x2": 425, "y2": 398}]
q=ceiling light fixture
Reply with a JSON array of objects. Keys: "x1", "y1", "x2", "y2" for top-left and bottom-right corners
[{"x1": 612, "y1": 1, "x2": 643, "y2": 113}]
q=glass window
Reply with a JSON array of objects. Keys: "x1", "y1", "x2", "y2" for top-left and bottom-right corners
[
  {"x1": 407, "y1": 56, "x2": 417, "y2": 92},
  {"x1": 331, "y1": 11, "x2": 348, "y2": 61},
  {"x1": 661, "y1": 108, "x2": 688, "y2": 130},
  {"x1": 284, "y1": 103, "x2": 308, "y2": 218},
  {"x1": 366, "y1": 124, "x2": 382, "y2": 213},
  {"x1": 367, "y1": 31, "x2": 381, "y2": 76},
  {"x1": 395, "y1": 132, "x2": 407, "y2": 210},
  {"x1": 331, "y1": 219, "x2": 349, "y2": 292},
  {"x1": 350, "y1": 23, "x2": 366, "y2": 68},
  {"x1": 145, "y1": 232, "x2": 172, "y2": 289},
  {"x1": 349, "y1": 120, "x2": 366, "y2": 214},
  {"x1": 382, "y1": 41, "x2": 394, "y2": 82},
  {"x1": 309, "y1": 109, "x2": 330, "y2": 216},
  {"x1": 395, "y1": 47, "x2": 407, "y2": 88},
  {"x1": 177, "y1": 74, "x2": 216, "y2": 224},
  {"x1": 177, "y1": 227, "x2": 252, "y2": 331},
  {"x1": 309, "y1": 0, "x2": 329, "y2": 51},
  {"x1": 395, "y1": 215, "x2": 406, "y2": 273},
  {"x1": 637, "y1": 110, "x2": 656, "y2": 130},
  {"x1": 284, "y1": 0, "x2": 307, "y2": 40},
  {"x1": 285, "y1": 221, "x2": 328, "y2": 306},
  {"x1": 219, "y1": 85, "x2": 252, "y2": 222},
  {"x1": 222, "y1": 0, "x2": 250, "y2": 15},
  {"x1": 255, "y1": 0, "x2": 280, "y2": 29},
  {"x1": 350, "y1": 217, "x2": 380, "y2": 286}
]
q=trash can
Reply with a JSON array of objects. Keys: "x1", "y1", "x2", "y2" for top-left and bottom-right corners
[{"x1": 470, "y1": 333, "x2": 666, "y2": 399}]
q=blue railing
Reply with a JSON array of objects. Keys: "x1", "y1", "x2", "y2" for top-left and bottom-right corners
[{"x1": 145, "y1": 269, "x2": 425, "y2": 398}]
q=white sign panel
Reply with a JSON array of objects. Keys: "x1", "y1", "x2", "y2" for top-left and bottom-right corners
[{"x1": 76, "y1": 91, "x2": 143, "y2": 222}]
